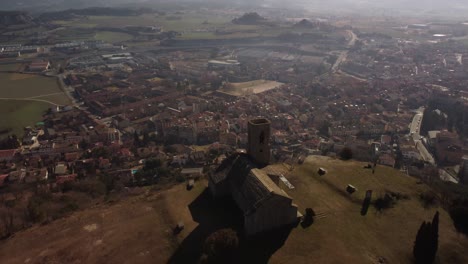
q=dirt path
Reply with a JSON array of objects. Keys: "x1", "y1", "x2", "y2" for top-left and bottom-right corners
[{"x1": 0, "y1": 97, "x2": 62, "y2": 106}]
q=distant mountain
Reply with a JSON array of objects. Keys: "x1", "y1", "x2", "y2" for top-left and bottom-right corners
[
  {"x1": 293, "y1": 19, "x2": 315, "y2": 28},
  {"x1": 0, "y1": 11, "x2": 32, "y2": 26},
  {"x1": 36, "y1": 7, "x2": 155, "y2": 22},
  {"x1": 232, "y1": 12, "x2": 267, "y2": 25}
]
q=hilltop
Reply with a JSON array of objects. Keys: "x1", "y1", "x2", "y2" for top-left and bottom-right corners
[
  {"x1": 0, "y1": 11, "x2": 32, "y2": 26},
  {"x1": 232, "y1": 12, "x2": 267, "y2": 25},
  {"x1": 0, "y1": 156, "x2": 466, "y2": 263}
]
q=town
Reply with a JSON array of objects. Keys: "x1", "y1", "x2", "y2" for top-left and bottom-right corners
[{"x1": 0, "y1": 3, "x2": 468, "y2": 264}]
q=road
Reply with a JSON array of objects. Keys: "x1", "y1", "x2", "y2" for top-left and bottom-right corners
[
  {"x1": 336, "y1": 70, "x2": 368, "y2": 82},
  {"x1": 409, "y1": 107, "x2": 436, "y2": 165},
  {"x1": 331, "y1": 52, "x2": 348, "y2": 73},
  {"x1": 331, "y1": 30, "x2": 357, "y2": 73},
  {"x1": 409, "y1": 108, "x2": 424, "y2": 140},
  {"x1": 0, "y1": 97, "x2": 62, "y2": 106},
  {"x1": 346, "y1": 30, "x2": 357, "y2": 47}
]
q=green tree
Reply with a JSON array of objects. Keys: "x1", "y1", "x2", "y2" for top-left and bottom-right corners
[{"x1": 79, "y1": 139, "x2": 89, "y2": 150}]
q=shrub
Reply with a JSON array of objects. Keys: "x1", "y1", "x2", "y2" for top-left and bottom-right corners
[
  {"x1": 72, "y1": 179, "x2": 106, "y2": 198},
  {"x1": 302, "y1": 208, "x2": 316, "y2": 228},
  {"x1": 449, "y1": 206, "x2": 468, "y2": 235},
  {"x1": 202, "y1": 228, "x2": 239, "y2": 264},
  {"x1": 420, "y1": 191, "x2": 438, "y2": 208},
  {"x1": 26, "y1": 199, "x2": 46, "y2": 223},
  {"x1": 339, "y1": 147, "x2": 353, "y2": 160},
  {"x1": 374, "y1": 194, "x2": 396, "y2": 212},
  {"x1": 59, "y1": 199, "x2": 79, "y2": 215}
]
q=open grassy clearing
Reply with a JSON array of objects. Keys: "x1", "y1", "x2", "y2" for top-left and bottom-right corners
[
  {"x1": 53, "y1": 28, "x2": 95, "y2": 41},
  {"x1": 49, "y1": 14, "x2": 291, "y2": 40},
  {"x1": 37, "y1": 93, "x2": 72, "y2": 106},
  {"x1": 0, "y1": 63, "x2": 21, "y2": 71},
  {"x1": 0, "y1": 73, "x2": 67, "y2": 103},
  {"x1": 0, "y1": 100, "x2": 50, "y2": 138},
  {"x1": 0, "y1": 72, "x2": 69, "y2": 136},
  {"x1": 94, "y1": 31, "x2": 134, "y2": 43},
  {"x1": 52, "y1": 19, "x2": 97, "y2": 28},
  {"x1": 2, "y1": 27, "x2": 48, "y2": 36},
  {"x1": 0, "y1": 183, "x2": 206, "y2": 264},
  {"x1": 53, "y1": 14, "x2": 227, "y2": 31},
  {"x1": 220, "y1": 80, "x2": 284, "y2": 96},
  {"x1": 270, "y1": 156, "x2": 468, "y2": 264}
]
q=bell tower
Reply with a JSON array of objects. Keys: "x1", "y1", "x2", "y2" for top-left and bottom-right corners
[{"x1": 248, "y1": 118, "x2": 271, "y2": 165}]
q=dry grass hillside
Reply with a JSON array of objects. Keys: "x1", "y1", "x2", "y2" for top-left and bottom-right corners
[{"x1": 0, "y1": 156, "x2": 467, "y2": 264}]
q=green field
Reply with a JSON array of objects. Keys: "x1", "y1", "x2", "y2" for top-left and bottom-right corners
[
  {"x1": 53, "y1": 28, "x2": 95, "y2": 41},
  {"x1": 94, "y1": 31, "x2": 134, "y2": 43},
  {"x1": 0, "y1": 64, "x2": 21, "y2": 72},
  {"x1": 0, "y1": 100, "x2": 50, "y2": 138},
  {"x1": 0, "y1": 73, "x2": 69, "y2": 137},
  {"x1": 0, "y1": 73, "x2": 67, "y2": 102},
  {"x1": 50, "y1": 14, "x2": 271, "y2": 40}
]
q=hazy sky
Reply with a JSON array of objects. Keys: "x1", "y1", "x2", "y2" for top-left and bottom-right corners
[{"x1": 3, "y1": 0, "x2": 468, "y2": 16}]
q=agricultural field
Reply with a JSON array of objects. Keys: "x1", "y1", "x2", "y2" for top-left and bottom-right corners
[
  {"x1": 0, "y1": 72, "x2": 69, "y2": 137},
  {"x1": 1, "y1": 157, "x2": 465, "y2": 263},
  {"x1": 0, "y1": 100, "x2": 50, "y2": 138},
  {"x1": 94, "y1": 31, "x2": 134, "y2": 43},
  {"x1": 54, "y1": 14, "x2": 229, "y2": 31},
  {"x1": 53, "y1": 28, "x2": 95, "y2": 41},
  {"x1": 0, "y1": 63, "x2": 21, "y2": 72},
  {"x1": 49, "y1": 13, "x2": 289, "y2": 40},
  {"x1": 0, "y1": 73, "x2": 67, "y2": 102}
]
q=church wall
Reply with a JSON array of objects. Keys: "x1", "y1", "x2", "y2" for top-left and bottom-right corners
[{"x1": 244, "y1": 194, "x2": 298, "y2": 235}]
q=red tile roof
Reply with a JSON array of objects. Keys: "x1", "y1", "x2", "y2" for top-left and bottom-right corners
[
  {"x1": 56, "y1": 174, "x2": 77, "y2": 184},
  {"x1": 0, "y1": 174, "x2": 8, "y2": 187},
  {"x1": 0, "y1": 149, "x2": 16, "y2": 160}
]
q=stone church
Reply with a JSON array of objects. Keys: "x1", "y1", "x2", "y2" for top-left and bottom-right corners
[{"x1": 209, "y1": 118, "x2": 299, "y2": 235}]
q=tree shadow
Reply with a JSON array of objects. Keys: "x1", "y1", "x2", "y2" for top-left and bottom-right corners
[
  {"x1": 361, "y1": 197, "x2": 371, "y2": 216},
  {"x1": 301, "y1": 218, "x2": 314, "y2": 228},
  {"x1": 168, "y1": 188, "x2": 294, "y2": 264},
  {"x1": 237, "y1": 223, "x2": 295, "y2": 264}
]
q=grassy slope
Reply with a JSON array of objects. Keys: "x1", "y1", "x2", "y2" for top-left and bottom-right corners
[
  {"x1": 0, "y1": 100, "x2": 50, "y2": 138},
  {"x1": 270, "y1": 156, "x2": 468, "y2": 263},
  {"x1": 0, "y1": 183, "x2": 206, "y2": 264},
  {"x1": 0, "y1": 158, "x2": 466, "y2": 263}
]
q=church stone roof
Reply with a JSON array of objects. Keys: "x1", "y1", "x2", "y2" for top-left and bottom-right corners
[{"x1": 211, "y1": 153, "x2": 291, "y2": 215}]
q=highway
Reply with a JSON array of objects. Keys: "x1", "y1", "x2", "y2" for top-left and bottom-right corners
[
  {"x1": 409, "y1": 109, "x2": 423, "y2": 141},
  {"x1": 331, "y1": 30, "x2": 357, "y2": 73},
  {"x1": 409, "y1": 107, "x2": 435, "y2": 165}
]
